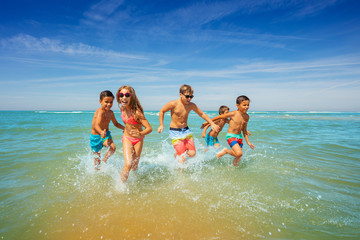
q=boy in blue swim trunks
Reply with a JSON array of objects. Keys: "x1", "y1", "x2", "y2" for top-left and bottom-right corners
[
  {"x1": 201, "y1": 106, "x2": 230, "y2": 151},
  {"x1": 158, "y1": 84, "x2": 220, "y2": 164},
  {"x1": 201, "y1": 96, "x2": 255, "y2": 166},
  {"x1": 90, "y1": 90, "x2": 125, "y2": 169}
]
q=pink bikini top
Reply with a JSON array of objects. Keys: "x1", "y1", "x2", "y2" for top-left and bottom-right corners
[{"x1": 121, "y1": 110, "x2": 140, "y2": 125}]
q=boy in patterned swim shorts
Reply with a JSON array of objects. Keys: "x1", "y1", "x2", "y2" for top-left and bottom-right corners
[
  {"x1": 201, "y1": 95, "x2": 255, "y2": 166},
  {"x1": 158, "y1": 84, "x2": 220, "y2": 164}
]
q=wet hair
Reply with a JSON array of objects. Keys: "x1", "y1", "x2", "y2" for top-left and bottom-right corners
[
  {"x1": 179, "y1": 84, "x2": 194, "y2": 95},
  {"x1": 219, "y1": 105, "x2": 230, "y2": 114},
  {"x1": 236, "y1": 95, "x2": 250, "y2": 105},
  {"x1": 116, "y1": 85, "x2": 144, "y2": 122},
  {"x1": 100, "y1": 90, "x2": 114, "y2": 100}
]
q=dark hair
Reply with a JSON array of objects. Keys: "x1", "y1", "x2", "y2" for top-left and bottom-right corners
[
  {"x1": 236, "y1": 95, "x2": 250, "y2": 105},
  {"x1": 219, "y1": 105, "x2": 229, "y2": 114},
  {"x1": 100, "y1": 90, "x2": 114, "y2": 100}
]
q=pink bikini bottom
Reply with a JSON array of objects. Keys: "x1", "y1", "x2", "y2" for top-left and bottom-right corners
[{"x1": 122, "y1": 135, "x2": 144, "y2": 146}]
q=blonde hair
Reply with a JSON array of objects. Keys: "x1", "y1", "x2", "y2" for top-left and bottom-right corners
[
  {"x1": 179, "y1": 84, "x2": 193, "y2": 94},
  {"x1": 116, "y1": 85, "x2": 144, "y2": 122}
]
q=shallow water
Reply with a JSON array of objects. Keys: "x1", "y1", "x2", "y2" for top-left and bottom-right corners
[{"x1": 0, "y1": 111, "x2": 359, "y2": 239}]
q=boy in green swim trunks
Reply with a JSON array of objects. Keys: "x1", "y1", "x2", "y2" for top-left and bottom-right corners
[
  {"x1": 90, "y1": 90, "x2": 125, "y2": 169},
  {"x1": 201, "y1": 95, "x2": 255, "y2": 166},
  {"x1": 158, "y1": 84, "x2": 220, "y2": 164},
  {"x1": 201, "y1": 105, "x2": 230, "y2": 151}
]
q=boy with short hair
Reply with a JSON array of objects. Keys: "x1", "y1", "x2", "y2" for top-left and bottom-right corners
[
  {"x1": 201, "y1": 105, "x2": 230, "y2": 150},
  {"x1": 201, "y1": 95, "x2": 255, "y2": 166},
  {"x1": 90, "y1": 90, "x2": 125, "y2": 169},
  {"x1": 158, "y1": 84, "x2": 220, "y2": 164}
]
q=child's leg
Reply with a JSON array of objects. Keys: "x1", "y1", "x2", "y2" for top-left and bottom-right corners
[
  {"x1": 93, "y1": 152, "x2": 101, "y2": 169},
  {"x1": 231, "y1": 144, "x2": 243, "y2": 166},
  {"x1": 102, "y1": 139, "x2": 116, "y2": 163},
  {"x1": 186, "y1": 138, "x2": 196, "y2": 158},
  {"x1": 120, "y1": 138, "x2": 135, "y2": 182},
  {"x1": 233, "y1": 157, "x2": 242, "y2": 166},
  {"x1": 216, "y1": 143, "x2": 242, "y2": 159},
  {"x1": 173, "y1": 141, "x2": 187, "y2": 164},
  {"x1": 131, "y1": 140, "x2": 144, "y2": 171},
  {"x1": 216, "y1": 148, "x2": 233, "y2": 159}
]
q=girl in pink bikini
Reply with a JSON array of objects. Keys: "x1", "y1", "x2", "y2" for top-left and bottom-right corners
[{"x1": 116, "y1": 85, "x2": 152, "y2": 182}]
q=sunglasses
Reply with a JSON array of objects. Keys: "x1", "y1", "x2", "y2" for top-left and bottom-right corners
[
  {"x1": 119, "y1": 92, "x2": 131, "y2": 98},
  {"x1": 183, "y1": 94, "x2": 194, "y2": 99}
]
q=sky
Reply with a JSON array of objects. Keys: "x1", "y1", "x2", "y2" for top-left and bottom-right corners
[{"x1": 0, "y1": 0, "x2": 360, "y2": 111}]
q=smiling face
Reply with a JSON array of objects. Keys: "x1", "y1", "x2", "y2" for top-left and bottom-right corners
[
  {"x1": 118, "y1": 88, "x2": 132, "y2": 108},
  {"x1": 100, "y1": 96, "x2": 114, "y2": 111},
  {"x1": 236, "y1": 100, "x2": 250, "y2": 114},
  {"x1": 180, "y1": 91, "x2": 194, "y2": 105}
]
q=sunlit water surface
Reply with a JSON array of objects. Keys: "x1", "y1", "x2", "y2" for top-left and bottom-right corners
[{"x1": 1, "y1": 111, "x2": 359, "y2": 239}]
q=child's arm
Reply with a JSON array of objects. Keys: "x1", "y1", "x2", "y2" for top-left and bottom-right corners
[
  {"x1": 201, "y1": 124, "x2": 210, "y2": 138},
  {"x1": 242, "y1": 116, "x2": 255, "y2": 149},
  {"x1": 93, "y1": 110, "x2": 107, "y2": 138},
  {"x1": 192, "y1": 105, "x2": 220, "y2": 133},
  {"x1": 110, "y1": 111, "x2": 125, "y2": 130},
  {"x1": 157, "y1": 101, "x2": 173, "y2": 133},
  {"x1": 200, "y1": 112, "x2": 233, "y2": 129},
  {"x1": 139, "y1": 113, "x2": 152, "y2": 137},
  {"x1": 128, "y1": 112, "x2": 152, "y2": 138}
]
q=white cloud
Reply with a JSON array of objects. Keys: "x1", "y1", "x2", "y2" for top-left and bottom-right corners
[{"x1": 1, "y1": 34, "x2": 147, "y2": 60}]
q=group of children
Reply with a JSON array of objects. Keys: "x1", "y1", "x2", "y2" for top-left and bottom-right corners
[{"x1": 90, "y1": 84, "x2": 255, "y2": 182}]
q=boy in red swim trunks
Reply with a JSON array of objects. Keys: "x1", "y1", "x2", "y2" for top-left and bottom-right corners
[
  {"x1": 201, "y1": 95, "x2": 255, "y2": 166},
  {"x1": 158, "y1": 84, "x2": 220, "y2": 164}
]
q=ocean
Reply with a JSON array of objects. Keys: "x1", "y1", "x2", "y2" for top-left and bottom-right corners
[{"x1": 0, "y1": 111, "x2": 359, "y2": 239}]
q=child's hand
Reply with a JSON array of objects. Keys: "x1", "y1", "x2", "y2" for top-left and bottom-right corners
[
  {"x1": 201, "y1": 132, "x2": 206, "y2": 138},
  {"x1": 248, "y1": 143, "x2": 255, "y2": 149},
  {"x1": 200, "y1": 122, "x2": 208, "y2": 129},
  {"x1": 211, "y1": 123, "x2": 220, "y2": 133},
  {"x1": 130, "y1": 129, "x2": 142, "y2": 138},
  {"x1": 157, "y1": 125, "x2": 163, "y2": 133},
  {"x1": 101, "y1": 129, "x2": 106, "y2": 138}
]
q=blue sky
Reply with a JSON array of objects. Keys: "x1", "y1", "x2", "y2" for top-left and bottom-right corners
[{"x1": 1, "y1": 0, "x2": 359, "y2": 111}]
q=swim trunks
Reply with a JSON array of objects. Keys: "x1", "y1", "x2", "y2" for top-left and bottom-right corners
[
  {"x1": 169, "y1": 126, "x2": 195, "y2": 155},
  {"x1": 90, "y1": 131, "x2": 112, "y2": 153},
  {"x1": 205, "y1": 133, "x2": 219, "y2": 146},
  {"x1": 226, "y1": 133, "x2": 243, "y2": 148}
]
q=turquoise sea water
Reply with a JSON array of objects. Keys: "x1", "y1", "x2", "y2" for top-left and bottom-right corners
[{"x1": 1, "y1": 111, "x2": 359, "y2": 239}]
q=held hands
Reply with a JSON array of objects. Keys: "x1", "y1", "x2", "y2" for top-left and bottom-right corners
[{"x1": 201, "y1": 131, "x2": 206, "y2": 138}]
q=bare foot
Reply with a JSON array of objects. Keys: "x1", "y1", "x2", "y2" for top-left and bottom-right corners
[
  {"x1": 177, "y1": 155, "x2": 186, "y2": 164},
  {"x1": 216, "y1": 148, "x2": 227, "y2": 159},
  {"x1": 233, "y1": 157, "x2": 241, "y2": 166},
  {"x1": 120, "y1": 171, "x2": 129, "y2": 183},
  {"x1": 131, "y1": 164, "x2": 138, "y2": 171},
  {"x1": 94, "y1": 158, "x2": 101, "y2": 170}
]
